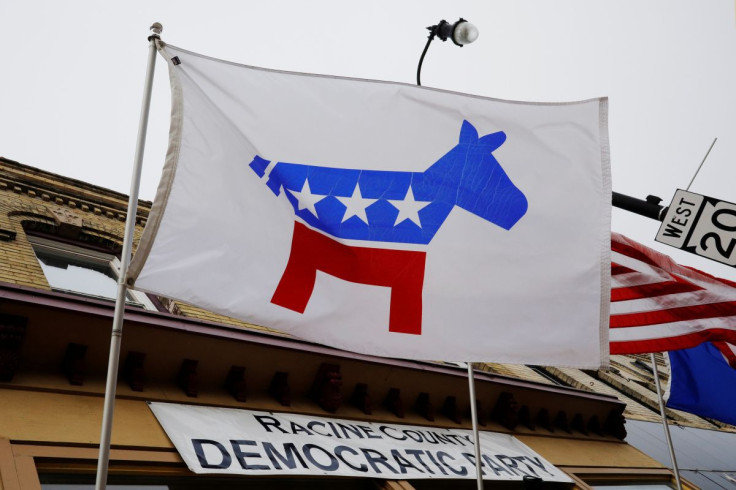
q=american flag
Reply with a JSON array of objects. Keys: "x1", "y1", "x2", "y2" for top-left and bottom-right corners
[{"x1": 610, "y1": 233, "x2": 736, "y2": 354}]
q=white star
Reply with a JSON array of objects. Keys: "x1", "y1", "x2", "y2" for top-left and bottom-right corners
[
  {"x1": 287, "y1": 178, "x2": 327, "y2": 217},
  {"x1": 336, "y1": 183, "x2": 377, "y2": 224},
  {"x1": 388, "y1": 186, "x2": 431, "y2": 227}
]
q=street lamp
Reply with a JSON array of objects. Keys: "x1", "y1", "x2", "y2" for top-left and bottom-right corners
[
  {"x1": 414, "y1": 20, "x2": 670, "y2": 222},
  {"x1": 417, "y1": 18, "x2": 479, "y2": 86}
]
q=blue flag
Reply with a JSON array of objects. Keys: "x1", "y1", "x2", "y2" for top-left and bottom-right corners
[{"x1": 667, "y1": 342, "x2": 736, "y2": 425}]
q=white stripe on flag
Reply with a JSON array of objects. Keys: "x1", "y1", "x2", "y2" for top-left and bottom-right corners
[
  {"x1": 610, "y1": 290, "x2": 736, "y2": 315},
  {"x1": 610, "y1": 315, "x2": 736, "y2": 342}
]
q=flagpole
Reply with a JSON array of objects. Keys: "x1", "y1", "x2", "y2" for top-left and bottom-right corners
[
  {"x1": 467, "y1": 363, "x2": 484, "y2": 490},
  {"x1": 650, "y1": 352, "x2": 683, "y2": 490},
  {"x1": 94, "y1": 22, "x2": 161, "y2": 490}
]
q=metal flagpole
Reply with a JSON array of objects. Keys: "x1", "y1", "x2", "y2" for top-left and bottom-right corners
[
  {"x1": 644, "y1": 137, "x2": 716, "y2": 490},
  {"x1": 94, "y1": 22, "x2": 162, "y2": 490},
  {"x1": 467, "y1": 363, "x2": 484, "y2": 489},
  {"x1": 650, "y1": 352, "x2": 683, "y2": 490}
]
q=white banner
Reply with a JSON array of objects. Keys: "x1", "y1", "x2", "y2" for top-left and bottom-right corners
[
  {"x1": 129, "y1": 43, "x2": 611, "y2": 367},
  {"x1": 149, "y1": 402, "x2": 572, "y2": 482}
]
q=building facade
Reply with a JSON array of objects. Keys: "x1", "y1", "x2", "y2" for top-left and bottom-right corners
[{"x1": 1, "y1": 156, "x2": 730, "y2": 489}]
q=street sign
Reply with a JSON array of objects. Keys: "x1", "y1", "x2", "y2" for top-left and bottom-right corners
[{"x1": 656, "y1": 189, "x2": 736, "y2": 267}]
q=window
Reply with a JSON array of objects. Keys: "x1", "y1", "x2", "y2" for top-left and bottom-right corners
[{"x1": 29, "y1": 236, "x2": 156, "y2": 310}]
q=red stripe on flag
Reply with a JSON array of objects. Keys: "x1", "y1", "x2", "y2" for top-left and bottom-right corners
[
  {"x1": 610, "y1": 328, "x2": 736, "y2": 354},
  {"x1": 683, "y1": 265, "x2": 736, "y2": 289},
  {"x1": 611, "y1": 263, "x2": 635, "y2": 276},
  {"x1": 611, "y1": 238, "x2": 664, "y2": 269},
  {"x1": 610, "y1": 301, "x2": 736, "y2": 328},
  {"x1": 611, "y1": 280, "x2": 703, "y2": 302}
]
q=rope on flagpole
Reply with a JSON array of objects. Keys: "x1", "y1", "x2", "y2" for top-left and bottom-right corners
[
  {"x1": 94, "y1": 22, "x2": 162, "y2": 490},
  {"x1": 650, "y1": 352, "x2": 683, "y2": 490}
]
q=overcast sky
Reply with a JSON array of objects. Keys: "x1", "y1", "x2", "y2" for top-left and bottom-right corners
[{"x1": 2, "y1": 0, "x2": 736, "y2": 281}]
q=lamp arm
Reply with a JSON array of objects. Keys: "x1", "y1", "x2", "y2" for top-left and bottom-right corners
[{"x1": 416, "y1": 28, "x2": 437, "y2": 86}]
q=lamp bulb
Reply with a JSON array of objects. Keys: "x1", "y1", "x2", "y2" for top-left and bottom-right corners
[{"x1": 453, "y1": 21, "x2": 479, "y2": 45}]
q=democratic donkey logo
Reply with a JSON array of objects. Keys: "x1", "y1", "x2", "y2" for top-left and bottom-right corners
[{"x1": 249, "y1": 121, "x2": 528, "y2": 335}]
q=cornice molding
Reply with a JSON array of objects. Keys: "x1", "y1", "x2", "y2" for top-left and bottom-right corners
[{"x1": 0, "y1": 157, "x2": 151, "y2": 225}]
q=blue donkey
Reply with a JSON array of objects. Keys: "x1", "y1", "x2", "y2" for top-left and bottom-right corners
[
  {"x1": 249, "y1": 120, "x2": 527, "y2": 243},
  {"x1": 249, "y1": 121, "x2": 528, "y2": 335}
]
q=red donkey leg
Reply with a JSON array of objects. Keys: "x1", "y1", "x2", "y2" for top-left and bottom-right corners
[{"x1": 271, "y1": 222, "x2": 426, "y2": 335}]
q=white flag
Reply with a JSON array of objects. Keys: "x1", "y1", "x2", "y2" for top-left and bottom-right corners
[{"x1": 129, "y1": 43, "x2": 611, "y2": 367}]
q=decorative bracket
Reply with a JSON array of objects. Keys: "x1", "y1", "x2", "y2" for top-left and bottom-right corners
[
  {"x1": 178, "y1": 359, "x2": 198, "y2": 397},
  {"x1": 517, "y1": 405, "x2": 535, "y2": 430},
  {"x1": 383, "y1": 388, "x2": 404, "y2": 418},
  {"x1": 571, "y1": 413, "x2": 587, "y2": 435},
  {"x1": 123, "y1": 351, "x2": 146, "y2": 392},
  {"x1": 62, "y1": 343, "x2": 87, "y2": 386},
  {"x1": 604, "y1": 408, "x2": 627, "y2": 440},
  {"x1": 310, "y1": 363, "x2": 342, "y2": 413},
  {"x1": 491, "y1": 392, "x2": 519, "y2": 430},
  {"x1": 225, "y1": 366, "x2": 247, "y2": 402},
  {"x1": 0, "y1": 314, "x2": 27, "y2": 382},
  {"x1": 350, "y1": 383, "x2": 372, "y2": 415},
  {"x1": 554, "y1": 410, "x2": 571, "y2": 434},
  {"x1": 587, "y1": 415, "x2": 604, "y2": 436},
  {"x1": 413, "y1": 392, "x2": 434, "y2": 421},
  {"x1": 269, "y1": 371, "x2": 291, "y2": 406},
  {"x1": 535, "y1": 408, "x2": 553, "y2": 432},
  {"x1": 441, "y1": 396, "x2": 461, "y2": 424},
  {"x1": 471, "y1": 399, "x2": 486, "y2": 426}
]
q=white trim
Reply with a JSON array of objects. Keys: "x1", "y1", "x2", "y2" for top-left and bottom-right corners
[
  {"x1": 127, "y1": 40, "x2": 184, "y2": 284},
  {"x1": 28, "y1": 235, "x2": 116, "y2": 262}
]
